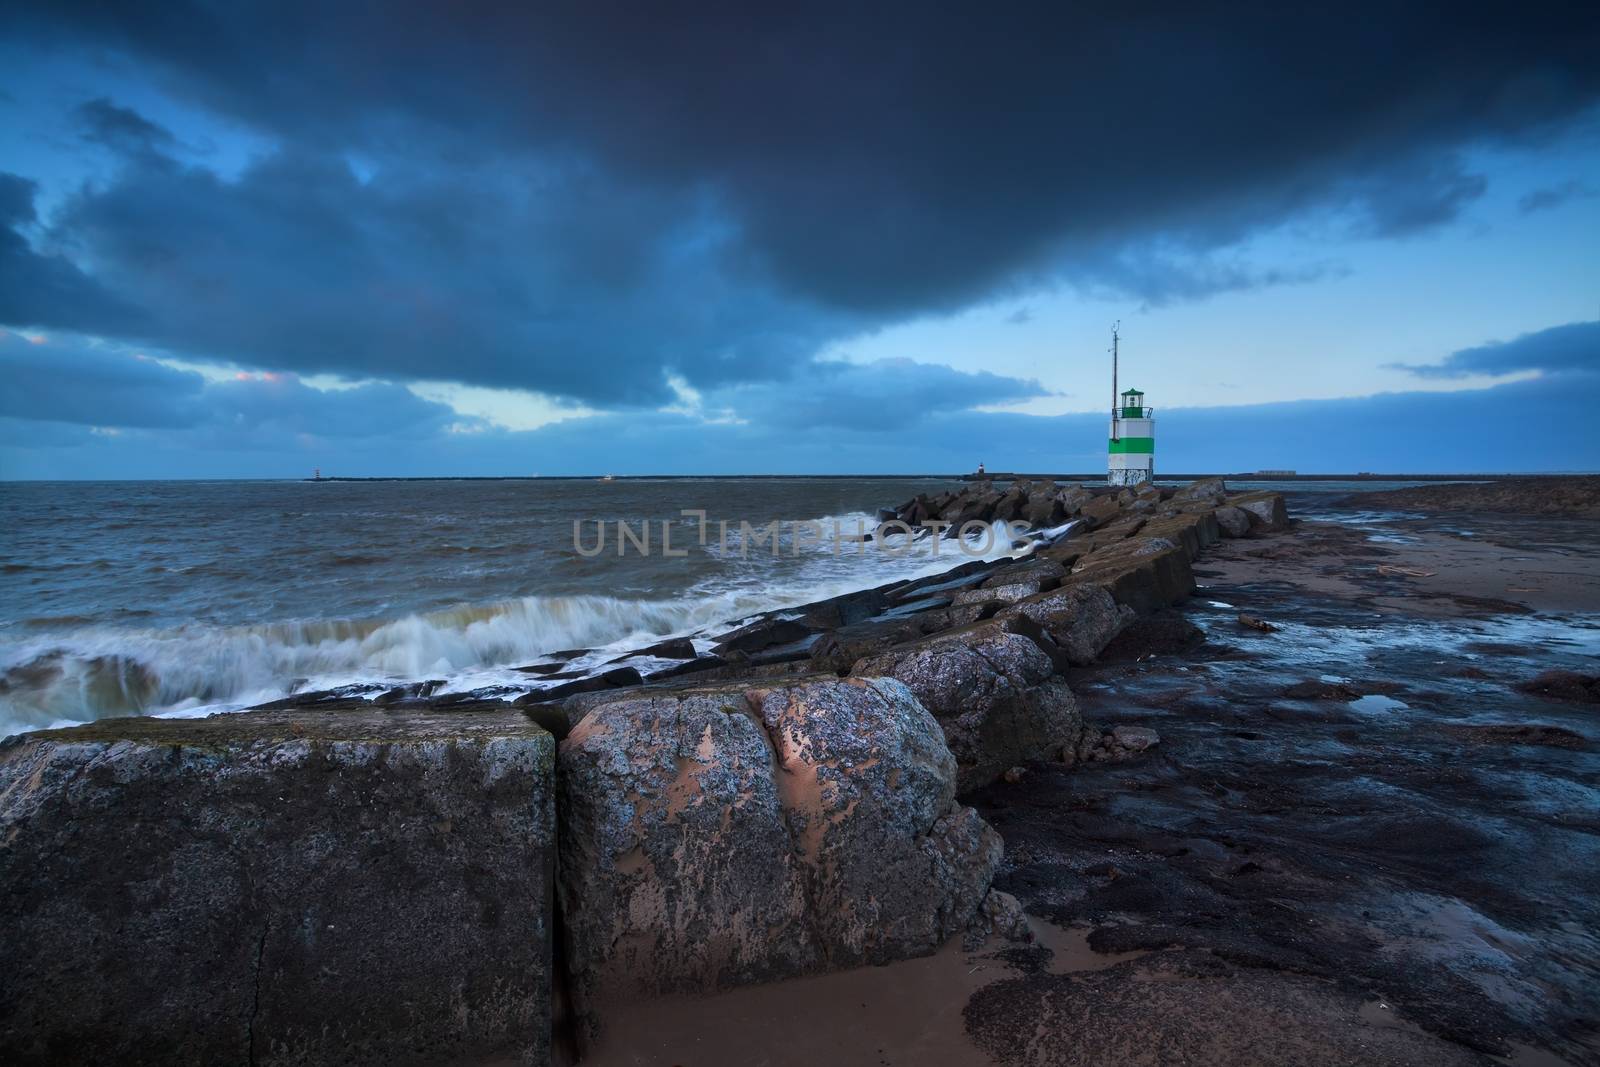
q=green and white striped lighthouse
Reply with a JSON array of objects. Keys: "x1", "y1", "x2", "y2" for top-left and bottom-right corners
[{"x1": 1107, "y1": 324, "x2": 1154, "y2": 486}]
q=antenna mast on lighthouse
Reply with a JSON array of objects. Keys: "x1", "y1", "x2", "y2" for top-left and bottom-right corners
[{"x1": 1110, "y1": 321, "x2": 1121, "y2": 441}]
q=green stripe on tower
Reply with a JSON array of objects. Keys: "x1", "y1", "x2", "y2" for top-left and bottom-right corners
[{"x1": 1108, "y1": 437, "x2": 1154, "y2": 454}]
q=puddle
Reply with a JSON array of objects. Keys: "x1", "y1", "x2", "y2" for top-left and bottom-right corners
[{"x1": 1350, "y1": 694, "x2": 1409, "y2": 714}]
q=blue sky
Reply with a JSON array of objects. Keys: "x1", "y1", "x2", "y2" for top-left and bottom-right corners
[{"x1": 1, "y1": 5, "x2": 1597, "y2": 478}]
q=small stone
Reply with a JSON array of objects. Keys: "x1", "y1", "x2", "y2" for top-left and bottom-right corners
[
  {"x1": 1111, "y1": 725, "x2": 1160, "y2": 752},
  {"x1": 1002, "y1": 765, "x2": 1028, "y2": 784}
]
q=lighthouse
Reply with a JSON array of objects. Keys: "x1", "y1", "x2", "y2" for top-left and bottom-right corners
[{"x1": 1107, "y1": 324, "x2": 1154, "y2": 486}]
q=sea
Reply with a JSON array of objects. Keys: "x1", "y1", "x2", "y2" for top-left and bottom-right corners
[{"x1": 0, "y1": 476, "x2": 1440, "y2": 739}]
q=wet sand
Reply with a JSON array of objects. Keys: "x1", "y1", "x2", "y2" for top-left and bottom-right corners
[{"x1": 576, "y1": 508, "x2": 1600, "y2": 1066}]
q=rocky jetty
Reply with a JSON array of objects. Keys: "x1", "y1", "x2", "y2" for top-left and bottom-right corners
[
  {"x1": 0, "y1": 477, "x2": 1288, "y2": 1064},
  {"x1": 1348, "y1": 474, "x2": 1600, "y2": 518}
]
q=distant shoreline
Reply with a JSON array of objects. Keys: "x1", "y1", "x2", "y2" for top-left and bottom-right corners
[{"x1": 297, "y1": 472, "x2": 1576, "y2": 483}]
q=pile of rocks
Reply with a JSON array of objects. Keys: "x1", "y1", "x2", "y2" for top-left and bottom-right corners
[{"x1": 0, "y1": 477, "x2": 1289, "y2": 1064}]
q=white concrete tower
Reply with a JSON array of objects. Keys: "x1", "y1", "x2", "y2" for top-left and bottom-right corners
[{"x1": 1107, "y1": 324, "x2": 1154, "y2": 486}]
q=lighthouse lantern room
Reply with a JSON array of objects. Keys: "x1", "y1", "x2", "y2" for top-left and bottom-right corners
[{"x1": 1107, "y1": 325, "x2": 1155, "y2": 486}]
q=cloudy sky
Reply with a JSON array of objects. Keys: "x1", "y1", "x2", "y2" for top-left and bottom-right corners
[{"x1": 1, "y1": 3, "x2": 1597, "y2": 478}]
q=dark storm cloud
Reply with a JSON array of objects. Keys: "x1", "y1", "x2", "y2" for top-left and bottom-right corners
[
  {"x1": 75, "y1": 97, "x2": 178, "y2": 156},
  {"x1": 0, "y1": 173, "x2": 144, "y2": 334},
  {"x1": 1391, "y1": 319, "x2": 1599, "y2": 378},
  {"x1": 42, "y1": 142, "x2": 853, "y2": 404},
  {"x1": 0, "y1": 332, "x2": 469, "y2": 439},
  {"x1": 4, "y1": 3, "x2": 1600, "y2": 401}
]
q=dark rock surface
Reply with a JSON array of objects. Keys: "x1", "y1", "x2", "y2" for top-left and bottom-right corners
[
  {"x1": 1349, "y1": 475, "x2": 1600, "y2": 518},
  {"x1": 0, "y1": 709, "x2": 556, "y2": 1066},
  {"x1": 967, "y1": 512, "x2": 1600, "y2": 1066},
  {"x1": 1517, "y1": 669, "x2": 1600, "y2": 704},
  {"x1": 965, "y1": 950, "x2": 1487, "y2": 1066}
]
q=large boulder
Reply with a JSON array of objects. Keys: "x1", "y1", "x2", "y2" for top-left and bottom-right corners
[
  {"x1": 1214, "y1": 505, "x2": 1252, "y2": 537},
  {"x1": 1055, "y1": 485, "x2": 1094, "y2": 517},
  {"x1": 0, "y1": 709, "x2": 557, "y2": 1066},
  {"x1": 852, "y1": 623, "x2": 1086, "y2": 791},
  {"x1": 1079, "y1": 494, "x2": 1124, "y2": 526},
  {"x1": 557, "y1": 677, "x2": 1000, "y2": 1036},
  {"x1": 1172, "y1": 477, "x2": 1228, "y2": 505},
  {"x1": 1229, "y1": 490, "x2": 1290, "y2": 531},
  {"x1": 1068, "y1": 535, "x2": 1197, "y2": 615},
  {"x1": 1141, "y1": 511, "x2": 1220, "y2": 560},
  {"x1": 981, "y1": 557, "x2": 1067, "y2": 589},
  {"x1": 998, "y1": 585, "x2": 1136, "y2": 665}
]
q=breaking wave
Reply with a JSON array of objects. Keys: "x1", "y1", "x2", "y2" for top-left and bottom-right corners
[{"x1": 0, "y1": 518, "x2": 1027, "y2": 738}]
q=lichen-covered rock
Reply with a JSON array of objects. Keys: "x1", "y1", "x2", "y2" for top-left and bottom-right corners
[
  {"x1": 952, "y1": 580, "x2": 1040, "y2": 606},
  {"x1": 0, "y1": 709, "x2": 556, "y2": 1067},
  {"x1": 998, "y1": 585, "x2": 1136, "y2": 665},
  {"x1": 851, "y1": 623, "x2": 1083, "y2": 791},
  {"x1": 557, "y1": 677, "x2": 1000, "y2": 1033}
]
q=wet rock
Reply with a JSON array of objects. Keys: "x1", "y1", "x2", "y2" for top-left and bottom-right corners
[
  {"x1": 1516, "y1": 669, "x2": 1600, "y2": 704},
  {"x1": 1283, "y1": 679, "x2": 1363, "y2": 701},
  {"x1": 373, "y1": 678, "x2": 447, "y2": 704},
  {"x1": 625, "y1": 636, "x2": 698, "y2": 660},
  {"x1": 712, "y1": 617, "x2": 815, "y2": 655},
  {"x1": 516, "y1": 661, "x2": 575, "y2": 676},
  {"x1": 644, "y1": 654, "x2": 729, "y2": 681},
  {"x1": 1111, "y1": 725, "x2": 1161, "y2": 751},
  {"x1": 556, "y1": 677, "x2": 1000, "y2": 1035},
  {"x1": 998, "y1": 585, "x2": 1136, "y2": 665},
  {"x1": 1442, "y1": 723, "x2": 1588, "y2": 749},
  {"x1": 0, "y1": 709, "x2": 557, "y2": 1066},
  {"x1": 806, "y1": 616, "x2": 935, "y2": 674},
  {"x1": 964, "y1": 888, "x2": 1032, "y2": 949},
  {"x1": 964, "y1": 951, "x2": 1487, "y2": 1067},
  {"x1": 1096, "y1": 610, "x2": 1206, "y2": 663},
  {"x1": 852, "y1": 622, "x2": 1085, "y2": 791},
  {"x1": 514, "y1": 664, "x2": 644, "y2": 704},
  {"x1": 791, "y1": 586, "x2": 891, "y2": 629},
  {"x1": 1214, "y1": 505, "x2": 1253, "y2": 537}
]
